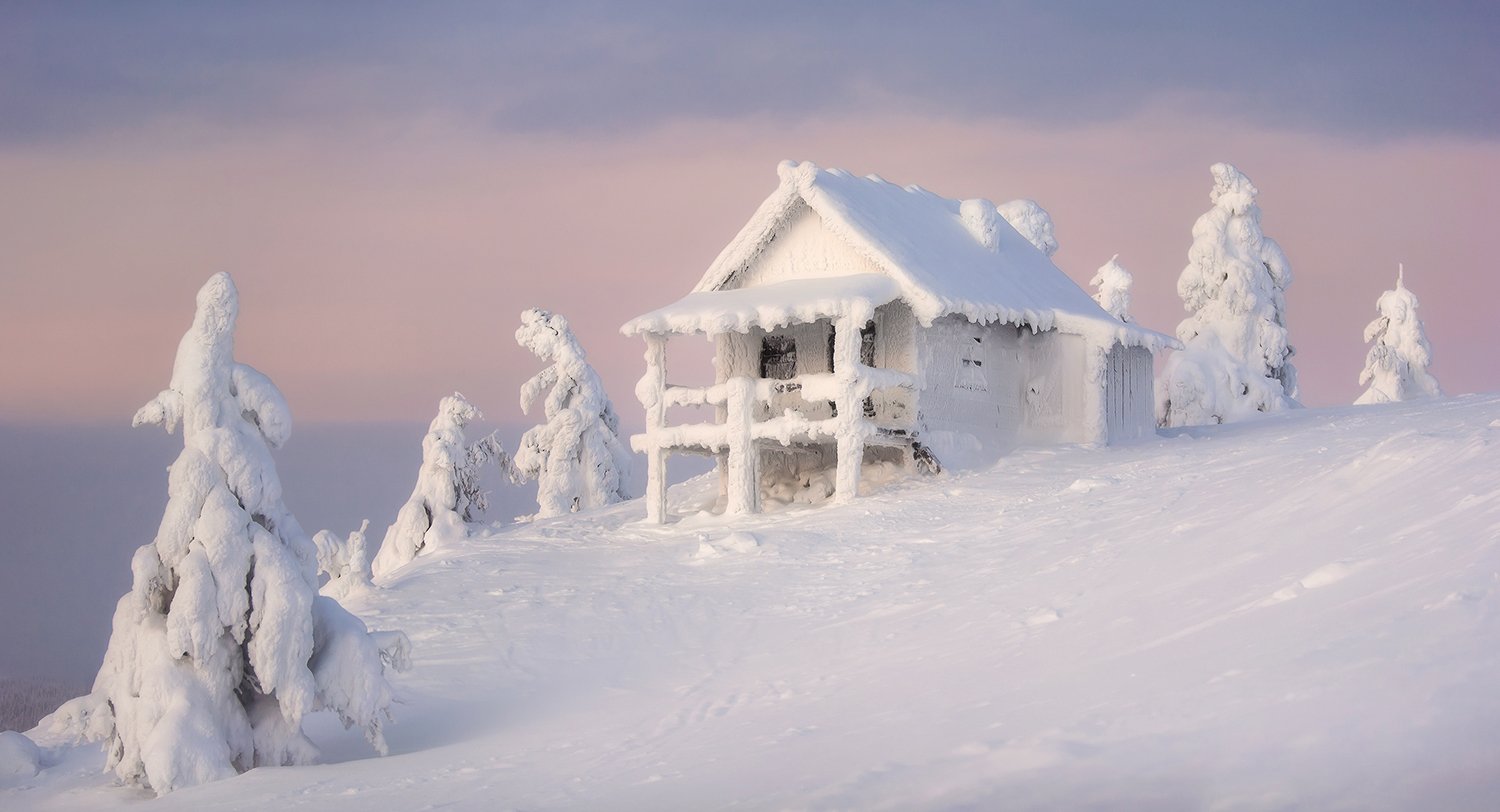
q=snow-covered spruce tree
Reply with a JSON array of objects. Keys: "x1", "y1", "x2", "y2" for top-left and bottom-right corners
[
  {"x1": 1090, "y1": 254, "x2": 1133, "y2": 322},
  {"x1": 1159, "y1": 163, "x2": 1298, "y2": 427},
  {"x1": 997, "y1": 198, "x2": 1058, "y2": 257},
  {"x1": 514, "y1": 308, "x2": 631, "y2": 519},
  {"x1": 371, "y1": 393, "x2": 505, "y2": 578},
  {"x1": 1356, "y1": 264, "x2": 1441, "y2": 405},
  {"x1": 312, "y1": 519, "x2": 373, "y2": 599},
  {"x1": 89, "y1": 273, "x2": 398, "y2": 794}
]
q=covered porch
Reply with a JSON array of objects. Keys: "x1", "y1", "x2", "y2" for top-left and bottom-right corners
[{"x1": 622, "y1": 274, "x2": 921, "y2": 523}]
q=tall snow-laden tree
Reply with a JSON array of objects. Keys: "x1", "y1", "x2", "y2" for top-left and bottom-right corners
[
  {"x1": 1159, "y1": 163, "x2": 1298, "y2": 427},
  {"x1": 372, "y1": 394, "x2": 505, "y2": 579},
  {"x1": 997, "y1": 198, "x2": 1058, "y2": 257},
  {"x1": 1090, "y1": 254, "x2": 1134, "y2": 322},
  {"x1": 84, "y1": 273, "x2": 400, "y2": 795},
  {"x1": 1356, "y1": 264, "x2": 1441, "y2": 405},
  {"x1": 514, "y1": 308, "x2": 631, "y2": 519}
]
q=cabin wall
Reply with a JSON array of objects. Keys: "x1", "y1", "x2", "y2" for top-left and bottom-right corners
[
  {"x1": 1018, "y1": 330, "x2": 1089, "y2": 445},
  {"x1": 869, "y1": 300, "x2": 917, "y2": 427},
  {"x1": 916, "y1": 315, "x2": 1026, "y2": 465},
  {"x1": 916, "y1": 317, "x2": 1094, "y2": 467},
  {"x1": 731, "y1": 204, "x2": 885, "y2": 290},
  {"x1": 1102, "y1": 343, "x2": 1155, "y2": 443}
]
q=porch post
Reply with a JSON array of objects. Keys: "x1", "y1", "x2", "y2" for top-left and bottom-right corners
[
  {"x1": 832, "y1": 314, "x2": 864, "y2": 503},
  {"x1": 642, "y1": 333, "x2": 668, "y2": 524},
  {"x1": 725, "y1": 376, "x2": 759, "y2": 515},
  {"x1": 713, "y1": 333, "x2": 730, "y2": 507}
]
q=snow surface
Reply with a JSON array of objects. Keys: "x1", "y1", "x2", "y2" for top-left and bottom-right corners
[{"x1": 12, "y1": 395, "x2": 1500, "y2": 810}]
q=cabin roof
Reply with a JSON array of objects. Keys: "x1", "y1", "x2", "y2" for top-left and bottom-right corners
[{"x1": 622, "y1": 161, "x2": 1173, "y2": 350}]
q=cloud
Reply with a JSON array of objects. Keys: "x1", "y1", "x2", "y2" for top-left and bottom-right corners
[{"x1": 3, "y1": 1, "x2": 1498, "y2": 144}]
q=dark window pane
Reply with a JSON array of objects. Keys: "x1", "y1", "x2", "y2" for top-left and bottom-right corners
[{"x1": 760, "y1": 335, "x2": 797, "y2": 379}]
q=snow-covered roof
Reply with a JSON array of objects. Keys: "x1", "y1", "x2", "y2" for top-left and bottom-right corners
[
  {"x1": 622, "y1": 274, "x2": 902, "y2": 337},
  {"x1": 623, "y1": 161, "x2": 1173, "y2": 351}
]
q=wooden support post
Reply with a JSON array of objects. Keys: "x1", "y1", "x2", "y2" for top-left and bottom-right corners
[
  {"x1": 725, "y1": 376, "x2": 759, "y2": 515},
  {"x1": 642, "y1": 333, "x2": 668, "y2": 524},
  {"x1": 832, "y1": 315, "x2": 864, "y2": 503},
  {"x1": 713, "y1": 333, "x2": 730, "y2": 507}
]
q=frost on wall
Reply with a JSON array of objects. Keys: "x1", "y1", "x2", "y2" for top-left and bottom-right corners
[
  {"x1": 1159, "y1": 163, "x2": 1298, "y2": 427},
  {"x1": 514, "y1": 308, "x2": 632, "y2": 519},
  {"x1": 83, "y1": 273, "x2": 399, "y2": 795},
  {"x1": 996, "y1": 199, "x2": 1058, "y2": 257},
  {"x1": 372, "y1": 394, "x2": 505, "y2": 579},
  {"x1": 1090, "y1": 254, "x2": 1133, "y2": 323},
  {"x1": 1356, "y1": 265, "x2": 1441, "y2": 405}
]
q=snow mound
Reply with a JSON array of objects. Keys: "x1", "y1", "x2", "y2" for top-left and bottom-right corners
[
  {"x1": 0, "y1": 731, "x2": 41, "y2": 778},
  {"x1": 692, "y1": 531, "x2": 763, "y2": 561}
]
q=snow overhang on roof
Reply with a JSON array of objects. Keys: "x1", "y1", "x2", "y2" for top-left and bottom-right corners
[{"x1": 621, "y1": 274, "x2": 902, "y2": 337}]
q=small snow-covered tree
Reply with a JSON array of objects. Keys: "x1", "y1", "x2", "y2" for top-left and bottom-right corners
[
  {"x1": 997, "y1": 198, "x2": 1058, "y2": 257},
  {"x1": 514, "y1": 308, "x2": 631, "y2": 518},
  {"x1": 313, "y1": 519, "x2": 372, "y2": 598},
  {"x1": 1356, "y1": 264, "x2": 1441, "y2": 405},
  {"x1": 85, "y1": 273, "x2": 399, "y2": 795},
  {"x1": 1159, "y1": 163, "x2": 1298, "y2": 427},
  {"x1": 1090, "y1": 254, "x2": 1133, "y2": 322},
  {"x1": 372, "y1": 394, "x2": 505, "y2": 578}
]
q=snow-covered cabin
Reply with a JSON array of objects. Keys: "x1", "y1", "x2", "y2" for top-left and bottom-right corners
[{"x1": 622, "y1": 161, "x2": 1172, "y2": 522}]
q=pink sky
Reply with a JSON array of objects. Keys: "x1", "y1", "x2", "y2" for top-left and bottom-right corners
[{"x1": 2, "y1": 105, "x2": 1497, "y2": 427}]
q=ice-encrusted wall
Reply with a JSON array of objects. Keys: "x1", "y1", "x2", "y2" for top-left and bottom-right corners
[
  {"x1": 918, "y1": 316, "x2": 1024, "y2": 462},
  {"x1": 1020, "y1": 329, "x2": 1088, "y2": 445},
  {"x1": 916, "y1": 316, "x2": 1091, "y2": 467}
]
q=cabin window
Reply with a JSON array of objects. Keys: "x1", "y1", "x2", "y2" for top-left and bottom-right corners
[
  {"x1": 760, "y1": 335, "x2": 797, "y2": 379},
  {"x1": 824, "y1": 320, "x2": 878, "y2": 370},
  {"x1": 859, "y1": 322, "x2": 877, "y2": 415},
  {"x1": 956, "y1": 335, "x2": 987, "y2": 391}
]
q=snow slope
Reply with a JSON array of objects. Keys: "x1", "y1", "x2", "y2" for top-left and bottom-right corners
[{"x1": 10, "y1": 396, "x2": 1500, "y2": 810}]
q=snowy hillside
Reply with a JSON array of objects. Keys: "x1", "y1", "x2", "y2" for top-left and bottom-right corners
[{"x1": 10, "y1": 396, "x2": 1500, "y2": 810}]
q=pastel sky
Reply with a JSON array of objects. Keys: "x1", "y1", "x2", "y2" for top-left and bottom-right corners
[{"x1": 2, "y1": 1, "x2": 1497, "y2": 426}]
